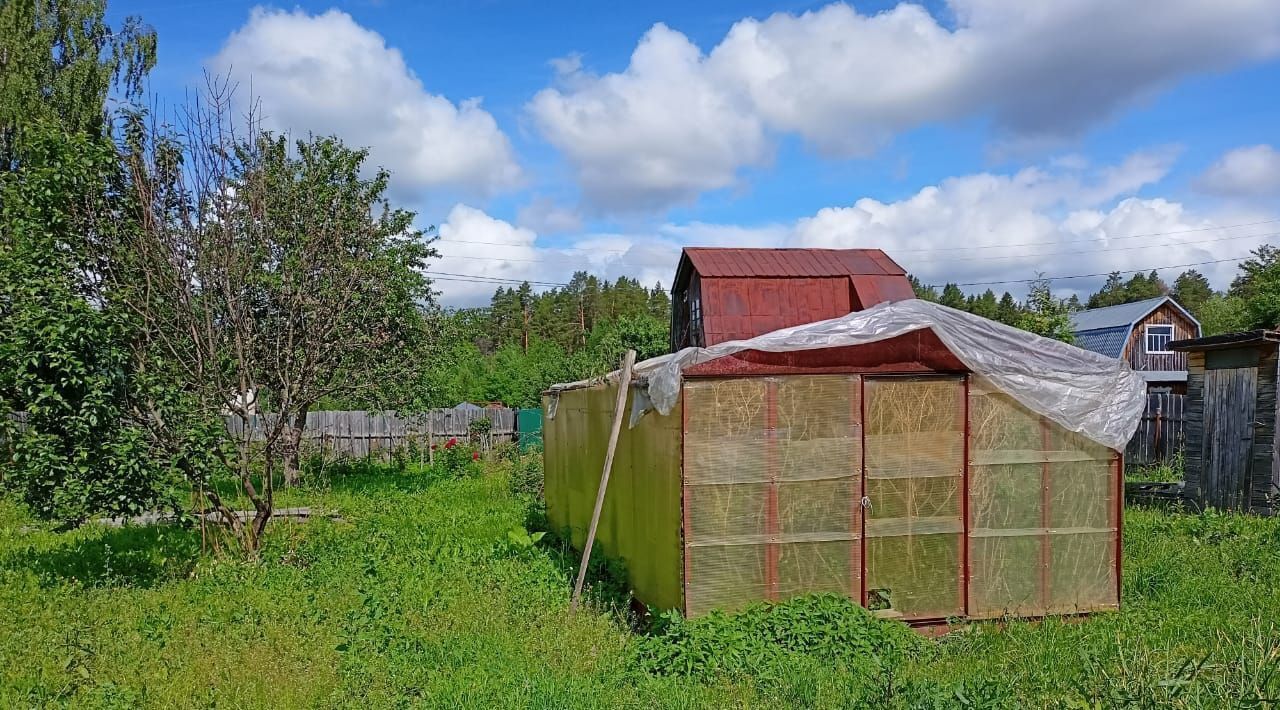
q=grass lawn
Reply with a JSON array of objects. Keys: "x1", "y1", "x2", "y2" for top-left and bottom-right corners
[{"x1": 1, "y1": 458, "x2": 1278, "y2": 708}]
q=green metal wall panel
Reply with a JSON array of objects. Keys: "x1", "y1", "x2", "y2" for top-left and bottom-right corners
[
  {"x1": 542, "y1": 386, "x2": 684, "y2": 611},
  {"x1": 516, "y1": 408, "x2": 543, "y2": 451}
]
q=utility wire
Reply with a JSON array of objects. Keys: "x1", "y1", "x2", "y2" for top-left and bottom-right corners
[
  {"x1": 952, "y1": 255, "x2": 1254, "y2": 287},
  {"x1": 428, "y1": 227, "x2": 1276, "y2": 269},
  {"x1": 432, "y1": 217, "x2": 1280, "y2": 256}
]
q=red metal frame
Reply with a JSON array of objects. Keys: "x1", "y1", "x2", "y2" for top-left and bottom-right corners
[
  {"x1": 680, "y1": 387, "x2": 690, "y2": 616},
  {"x1": 1114, "y1": 451, "x2": 1124, "y2": 608},
  {"x1": 858, "y1": 375, "x2": 869, "y2": 608},
  {"x1": 961, "y1": 375, "x2": 971, "y2": 617},
  {"x1": 849, "y1": 376, "x2": 862, "y2": 603},
  {"x1": 764, "y1": 379, "x2": 780, "y2": 602},
  {"x1": 1039, "y1": 416, "x2": 1053, "y2": 613},
  {"x1": 684, "y1": 330, "x2": 966, "y2": 378}
]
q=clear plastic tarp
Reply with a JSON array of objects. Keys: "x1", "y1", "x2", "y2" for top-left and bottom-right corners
[{"x1": 551, "y1": 299, "x2": 1145, "y2": 451}]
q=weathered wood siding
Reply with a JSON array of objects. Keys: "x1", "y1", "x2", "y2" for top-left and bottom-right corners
[
  {"x1": 1255, "y1": 348, "x2": 1279, "y2": 514},
  {"x1": 1124, "y1": 393, "x2": 1185, "y2": 467},
  {"x1": 1124, "y1": 303, "x2": 1198, "y2": 372},
  {"x1": 223, "y1": 409, "x2": 518, "y2": 461},
  {"x1": 1183, "y1": 343, "x2": 1280, "y2": 515},
  {"x1": 1184, "y1": 352, "x2": 1205, "y2": 495},
  {"x1": 1200, "y1": 367, "x2": 1258, "y2": 511}
]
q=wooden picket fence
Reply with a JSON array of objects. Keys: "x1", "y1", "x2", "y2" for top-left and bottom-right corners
[
  {"x1": 223, "y1": 409, "x2": 517, "y2": 461},
  {"x1": 1124, "y1": 393, "x2": 1185, "y2": 468}
]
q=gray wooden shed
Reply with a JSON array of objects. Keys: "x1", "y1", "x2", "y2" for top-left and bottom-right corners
[{"x1": 1170, "y1": 330, "x2": 1280, "y2": 514}]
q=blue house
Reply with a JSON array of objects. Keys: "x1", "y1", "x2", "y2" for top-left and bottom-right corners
[{"x1": 1071, "y1": 296, "x2": 1202, "y2": 393}]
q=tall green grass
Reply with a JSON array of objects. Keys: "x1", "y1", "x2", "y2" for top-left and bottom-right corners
[{"x1": 0, "y1": 459, "x2": 1276, "y2": 708}]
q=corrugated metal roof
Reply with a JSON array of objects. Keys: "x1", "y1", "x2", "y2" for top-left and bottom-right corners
[
  {"x1": 850, "y1": 274, "x2": 916, "y2": 307},
  {"x1": 683, "y1": 247, "x2": 906, "y2": 278},
  {"x1": 1073, "y1": 326, "x2": 1129, "y2": 358},
  {"x1": 1069, "y1": 296, "x2": 1175, "y2": 332}
]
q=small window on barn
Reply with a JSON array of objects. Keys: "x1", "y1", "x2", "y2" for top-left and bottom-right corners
[
  {"x1": 689, "y1": 295, "x2": 703, "y2": 347},
  {"x1": 1145, "y1": 324, "x2": 1174, "y2": 354}
]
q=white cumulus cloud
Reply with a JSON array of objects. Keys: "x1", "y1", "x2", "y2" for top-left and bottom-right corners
[
  {"x1": 527, "y1": 24, "x2": 769, "y2": 212},
  {"x1": 430, "y1": 151, "x2": 1276, "y2": 305},
  {"x1": 1196, "y1": 144, "x2": 1280, "y2": 199},
  {"x1": 529, "y1": 0, "x2": 1280, "y2": 211},
  {"x1": 209, "y1": 8, "x2": 521, "y2": 201}
]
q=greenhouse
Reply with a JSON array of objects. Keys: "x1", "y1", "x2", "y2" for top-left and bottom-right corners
[{"x1": 544, "y1": 299, "x2": 1144, "y2": 623}]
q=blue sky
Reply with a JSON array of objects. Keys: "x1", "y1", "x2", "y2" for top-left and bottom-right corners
[{"x1": 114, "y1": 0, "x2": 1280, "y2": 305}]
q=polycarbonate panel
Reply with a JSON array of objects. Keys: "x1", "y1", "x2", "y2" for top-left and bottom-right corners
[
  {"x1": 777, "y1": 541, "x2": 857, "y2": 599},
  {"x1": 684, "y1": 379, "x2": 768, "y2": 486},
  {"x1": 1049, "y1": 460, "x2": 1113, "y2": 530},
  {"x1": 967, "y1": 380, "x2": 1118, "y2": 619},
  {"x1": 865, "y1": 534, "x2": 964, "y2": 618},
  {"x1": 968, "y1": 535, "x2": 1042, "y2": 615},
  {"x1": 1049, "y1": 532, "x2": 1117, "y2": 613},
  {"x1": 685, "y1": 545, "x2": 766, "y2": 614},
  {"x1": 970, "y1": 463, "x2": 1042, "y2": 531},
  {"x1": 863, "y1": 377, "x2": 964, "y2": 620},
  {"x1": 683, "y1": 376, "x2": 861, "y2": 617},
  {"x1": 685, "y1": 482, "x2": 768, "y2": 545}
]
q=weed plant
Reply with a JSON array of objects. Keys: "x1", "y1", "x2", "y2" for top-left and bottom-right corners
[{"x1": 0, "y1": 459, "x2": 1278, "y2": 707}]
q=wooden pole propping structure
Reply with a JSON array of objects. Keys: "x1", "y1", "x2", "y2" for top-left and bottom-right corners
[{"x1": 570, "y1": 349, "x2": 637, "y2": 613}]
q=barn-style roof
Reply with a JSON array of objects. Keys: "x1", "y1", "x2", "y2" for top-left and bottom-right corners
[
  {"x1": 671, "y1": 248, "x2": 917, "y2": 347},
  {"x1": 1070, "y1": 296, "x2": 1200, "y2": 358},
  {"x1": 679, "y1": 247, "x2": 907, "y2": 279}
]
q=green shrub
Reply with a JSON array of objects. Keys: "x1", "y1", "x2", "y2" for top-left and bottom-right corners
[
  {"x1": 633, "y1": 594, "x2": 931, "y2": 680},
  {"x1": 508, "y1": 452, "x2": 544, "y2": 501},
  {"x1": 431, "y1": 437, "x2": 481, "y2": 478}
]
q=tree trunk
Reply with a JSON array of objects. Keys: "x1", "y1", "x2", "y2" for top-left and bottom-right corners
[{"x1": 282, "y1": 406, "x2": 308, "y2": 487}]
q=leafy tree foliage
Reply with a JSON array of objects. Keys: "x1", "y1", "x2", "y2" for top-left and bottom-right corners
[
  {"x1": 1086, "y1": 270, "x2": 1168, "y2": 309},
  {"x1": 963, "y1": 289, "x2": 999, "y2": 321},
  {"x1": 370, "y1": 277, "x2": 672, "y2": 410},
  {"x1": 907, "y1": 275, "x2": 938, "y2": 302},
  {"x1": 1197, "y1": 293, "x2": 1250, "y2": 336},
  {"x1": 0, "y1": 128, "x2": 180, "y2": 523},
  {"x1": 938, "y1": 283, "x2": 966, "y2": 310},
  {"x1": 907, "y1": 277, "x2": 1022, "y2": 326},
  {"x1": 110, "y1": 91, "x2": 436, "y2": 547},
  {"x1": 1171, "y1": 269, "x2": 1213, "y2": 317},
  {"x1": 1018, "y1": 277, "x2": 1075, "y2": 343},
  {"x1": 0, "y1": 0, "x2": 155, "y2": 165},
  {"x1": 1230, "y1": 245, "x2": 1280, "y2": 330}
]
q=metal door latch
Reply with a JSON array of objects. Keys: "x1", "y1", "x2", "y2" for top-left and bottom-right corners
[{"x1": 861, "y1": 496, "x2": 872, "y2": 509}]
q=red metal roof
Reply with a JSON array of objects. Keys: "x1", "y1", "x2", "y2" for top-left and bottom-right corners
[
  {"x1": 671, "y1": 247, "x2": 916, "y2": 349},
  {"x1": 682, "y1": 247, "x2": 907, "y2": 278}
]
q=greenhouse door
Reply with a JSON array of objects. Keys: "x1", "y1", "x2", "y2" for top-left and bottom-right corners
[{"x1": 861, "y1": 376, "x2": 966, "y2": 620}]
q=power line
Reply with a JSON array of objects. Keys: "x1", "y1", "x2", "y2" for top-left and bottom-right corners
[
  {"x1": 426, "y1": 270, "x2": 569, "y2": 287},
  {"x1": 432, "y1": 217, "x2": 1280, "y2": 256},
  {"x1": 429, "y1": 226, "x2": 1276, "y2": 270},
  {"x1": 895, "y1": 218, "x2": 1280, "y2": 254},
  {"x1": 913, "y1": 229, "x2": 1278, "y2": 264},
  {"x1": 952, "y1": 255, "x2": 1253, "y2": 287}
]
